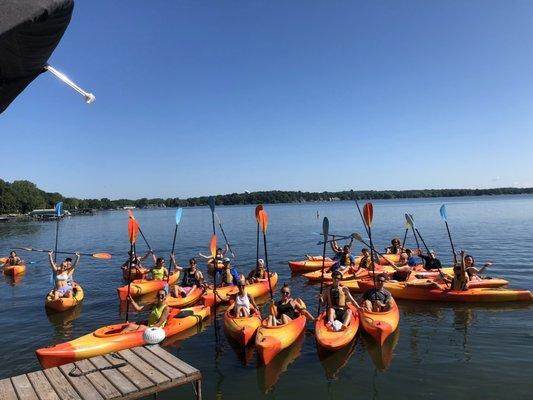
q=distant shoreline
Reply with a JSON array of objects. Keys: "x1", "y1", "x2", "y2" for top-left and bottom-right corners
[{"x1": 1, "y1": 179, "x2": 533, "y2": 216}]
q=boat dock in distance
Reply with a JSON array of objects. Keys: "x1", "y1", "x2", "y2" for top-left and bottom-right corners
[{"x1": 0, "y1": 345, "x2": 202, "y2": 400}]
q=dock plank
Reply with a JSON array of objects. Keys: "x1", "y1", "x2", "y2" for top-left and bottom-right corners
[
  {"x1": 43, "y1": 369, "x2": 81, "y2": 400},
  {"x1": 116, "y1": 349, "x2": 169, "y2": 385},
  {"x1": 27, "y1": 371, "x2": 60, "y2": 400},
  {"x1": 130, "y1": 347, "x2": 184, "y2": 380},
  {"x1": 0, "y1": 378, "x2": 17, "y2": 400},
  {"x1": 11, "y1": 375, "x2": 39, "y2": 400},
  {"x1": 103, "y1": 354, "x2": 152, "y2": 391},
  {"x1": 147, "y1": 345, "x2": 199, "y2": 376},
  {"x1": 89, "y1": 357, "x2": 137, "y2": 396},
  {"x1": 58, "y1": 364, "x2": 104, "y2": 400},
  {"x1": 74, "y1": 360, "x2": 121, "y2": 399}
]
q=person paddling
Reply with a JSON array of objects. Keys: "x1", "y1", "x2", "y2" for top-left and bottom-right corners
[
  {"x1": 48, "y1": 251, "x2": 80, "y2": 300},
  {"x1": 3, "y1": 251, "x2": 23, "y2": 266},
  {"x1": 359, "y1": 274, "x2": 392, "y2": 312},
  {"x1": 124, "y1": 289, "x2": 169, "y2": 332},
  {"x1": 320, "y1": 270, "x2": 358, "y2": 331},
  {"x1": 440, "y1": 250, "x2": 470, "y2": 290},
  {"x1": 199, "y1": 244, "x2": 228, "y2": 270},
  {"x1": 267, "y1": 283, "x2": 314, "y2": 327},
  {"x1": 171, "y1": 256, "x2": 204, "y2": 297}
]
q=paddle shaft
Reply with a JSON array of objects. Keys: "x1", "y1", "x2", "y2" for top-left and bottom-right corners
[
  {"x1": 209, "y1": 205, "x2": 219, "y2": 342},
  {"x1": 54, "y1": 217, "x2": 60, "y2": 263},
  {"x1": 137, "y1": 227, "x2": 153, "y2": 252},
  {"x1": 401, "y1": 228, "x2": 408, "y2": 249},
  {"x1": 125, "y1": 242, "x2": 135, "y2": 323},
  {"x1": 216, "y1": 215, "x2": 235, "y2": 259},
  {"x1": 354, "y1": 196, "x2": 371, "y2": 238},
  {"x1": 316, "y1": 237, "x2": 328, "y2": 317},
  {"x1": 15, "y1": 248, "x2": 105, "y2": 258},
  {"x1": 444, "y1": 221, "x2": 458, "y2": 265},
  {"x1": 411, "y1": 226, "x2": 420, "y2": 249},
  {"x1": 367, "y1": 227, "x2": 378, "y2": 287},
  {"x1": 414, "y1": 228, "x2": 431, "y2": 253},
  {"x1": 262, "y1": 232, "x2": 274, "y2": 299},
  {"x1": 167, "y1": 225, "x2": 178, "y2": 283},
  {"x1": 256, "y1": 223, "x2": 259, "y2": 269}
]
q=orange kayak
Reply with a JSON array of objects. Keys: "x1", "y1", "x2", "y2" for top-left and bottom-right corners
[
  {"x1": 36, "y1": 305, "x2": 210, "y2": 368},
  {"x1": 166, "y1": 287, "x2": 204, "y2": 308},
  {"x1": 256, "y1": 305, "x2": 307, "y2": 365},
  {"x1": 3, "y1": 264, "x2": 26, "y2": 276},
  {"x1": 117, "y1": 271, "x2": 179, "y2": 300},
  {"x1": 315, "y1": 304, "x2": 359, "y2": 351},
  {"x1": 302, "y1": 266, "x2": 387, "y2": 283},
  {"x1": 358, "y1": 298, "x2": 400, "y2": 345},
  {"x1": 203, "y1": 273, "x2": 278, "y2": 307},
  {"x1": 288, "y1": 258, "x2": 336, "y2": 273},
  {"x1": 223, "y1": 302, "x2": 262, "y2": 346},
  {"x1": 358, "y1": 280, "x2": 533, "y2": 303},
  {"x1": 45, "y1": 283, "x2": 84, "y2": 312}
]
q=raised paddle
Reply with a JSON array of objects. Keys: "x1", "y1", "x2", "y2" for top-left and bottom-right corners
[
  {"x1": 125, "y1": 217, "x2": 139, "y2": 322},
  {"x1": 208, "y1": 196, "x2": 220, "y2": 342},
  {"x1": 406, "y1": 214, "x2": 431, "y2": 254},
  {"x1": 215, "y1": 212, "x2": 236, "y2": 259},
  {"x1": 440, "y1": 204, "x2": 458, "y2": 266},
  {"x1": 352, "y1": 190, "x2": 370, "y2": 238},
  {"x1": 316, "y1": 217, "x2": 329, "y2": 317},
  {"x1": 258, "y1": 209, "x2": 274, "y2": 299},
  {"x1": 53, "y1": 202, "x2": 63, "y2": 263},
  {"x1": 14, "y1": 247, "x2": 112, "y2": 260},
  {"x1": 405, "y1": 214, "x2": 420, "y2": 250},
  {"x1": 401, "y1": 218, "x2": 411, "y2": 249},
  {"x1": 167, "y1": 208, "x2": 183, "y2": 284},
  {"x1": 255, "y1": 205, "x2": 263, "y2": 270},
  {"x1": 362, "y1": 203, "x2": 378, "y2": 287},
  {"x1": 127, "y1": 210, "x2": 154, "y2": 254}
]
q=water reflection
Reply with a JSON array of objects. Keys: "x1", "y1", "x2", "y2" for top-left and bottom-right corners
[
  {"x1": 317, "y1": 338, "x2": 357, "y2": 380},
  {"x1": 46, "y1": 305, "x2": 82, "y2": 340},
  {"x1": 363, "y1": 328, "x2": 400, "y2": 371}
]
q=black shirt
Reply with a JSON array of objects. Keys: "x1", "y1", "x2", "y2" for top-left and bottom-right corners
[{"x1": 419, "y1": 254, "x2": 442, "y2": 271}]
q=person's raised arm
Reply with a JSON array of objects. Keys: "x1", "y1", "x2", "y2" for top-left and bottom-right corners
[
  {"x1": 344, "y1": 287, "x2": 359, "y2": 307},
  {"x1": 170, "y1": 254, "x2": 183, "y2": 271},
  {"x1": 72, "y1": 252, "x2": 81, "y2": 269},
  {"x1": 48, "y1": 251, "x2": 57, "y2": 272},
  {"x1": 127, "y1": 295, "x2": 144, "y2": 312},
  {"x1": 198, "y1": 252, "x2": 211, "y2": 260}
]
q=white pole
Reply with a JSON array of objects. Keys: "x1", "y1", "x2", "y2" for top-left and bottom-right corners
[{"x1": 45, "y1": 65, "x2": 95, "y2": 104}]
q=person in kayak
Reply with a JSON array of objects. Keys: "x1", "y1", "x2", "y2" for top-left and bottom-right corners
[
  {"x1": 330, "y1": 238, "x2": 355, "y2": 273},
  {"x1": 219, "y1": 258, "x2": 240, "y2": 286},
  {"x1": 320, "y1": 270, "x2": 358, "y2": 331},
  {"x1": 171, "y1": 256, "x2": 204, "y2": 297},
  {"x1": 415, "y1": 249, "x2": 442, "y2": 271},
  {"x1": 355, "y1": 248, "x2": 373, "y2": 271},
  {"x1": 463, "y1": 254, "x2": 493, "y2": 281},
  {"x1": 267, "y1": 283, "x2": 314, "y2": 326},
  {"x1": 385, "y1": 238, "x2": 403, "y2": 254},
  {"x1": 247, "y1": 258, "x2": 268, "y2": 283},
  {"x1": 3, "y1": 251, "x2": 23, "y2": 266},
  {"x1": 227, "y1": 276, "x2": 259, "y2": 317},
  {"x1": 48, "y1": 251, "x2": 80, "y2": 300},
  {"x1": 385, "y1": 255, "x2": 416, "y2": 282},
  {"x1": 149, "y1": 257, "x2": 169, "y2": 281},
  {"x1": 359, "y1": 274, "x2": 392, "y2": 312},
  {"x1": 124, "y1": 289, "x2": 169, "y2": 331},
  {"x1": 121, "y1": 250, "x2": 154, "y2": 278},
  {"x1": 439, "y1": 250, "x2": 470, "y2": 290},
  {"x1": 199, "y1": 244, "x2": 228, "y2": 270}
]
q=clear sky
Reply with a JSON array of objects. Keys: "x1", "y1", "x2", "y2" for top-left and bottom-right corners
[{"x1": 2, "y1": 1, "x2": 533, "y2": 199}]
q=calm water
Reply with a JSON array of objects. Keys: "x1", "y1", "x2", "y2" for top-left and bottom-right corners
[{"x1": 1, "y1": 196, "x2": 532, "y2": 399}]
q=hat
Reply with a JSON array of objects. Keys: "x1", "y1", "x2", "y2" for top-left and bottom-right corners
[{"x1": 222, "y1": 257, "x2": 231, "y2": 264}]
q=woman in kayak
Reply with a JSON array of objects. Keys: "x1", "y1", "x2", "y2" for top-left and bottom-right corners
[
  {"x1": 247, "y1": 258, "x2": 268, "y2": 283},
  {"x1": 198, "y1": 244, "x2": 228, "y2": 270},
  {"x1": 415, "y1": 249, "x2": 442, "y2": 271},
  {"x1": 48, "y1": 251, "x2": 80, "y2": 300},
  {"x1": 121, "y1": 250, "x2": 154, "y2": 278},
  {"x1": 463, "y1": 254, "x2": 493, "y2": 281},
  {"x1": 149, "y1": 257, "x2": 169, "y2": 281},
  {"x1": 124, "y1": 289, "x2": 169, "y2": 331},
  {"x1": 355, "y1": 248, "x2": 372, "y2": 272},
  {"x1": 227, "y1": 276, "x2": 259, "y2": 317},
  {"x1": 172, "y1": 256, "x2": 204, "y2": 297},
  {"x1": 439, "y1": 250, "x2": 469, "y2": 290},
  {"x1": 267, "y1": 283, "x2": 314, "y2": 326},
  {"x1": 330, "y1": 239, "x2": 355, "y2": 273},
  {"x1": 359, "y1": 274, "x2": 392, "y2": 312},
  {"x1": 3, "y1": 251, "x2": 23, "y2": 266},
  {"x1": 320, "y1": 270, "x2": 358, "y2": 331},
  {"x1": 386, "y1": 238, "x2": 403, "y2": 254}
]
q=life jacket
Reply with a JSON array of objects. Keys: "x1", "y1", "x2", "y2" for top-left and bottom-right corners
[
  {"x1": 148, "y1": 303, "x2": 168, "y2": 327},
  {"x1": 276, "y1": 300, "x2": 296, "y2": 319},
  {"x1": 152, "y1": 266, "x2": 167, "y2": 281},
  {"x1": 330, "y1": 285, "x2": 346, "y2": 308}
]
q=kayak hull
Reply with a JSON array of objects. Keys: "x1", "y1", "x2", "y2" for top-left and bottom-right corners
[
  {"x1": 117, "y1": 272, "x2": 179, "y2": 300},
  {"x1": 36, "y1": 305, "x2": 210, "y2": 368},
  {"x1": 3, "y1": 264, "x2": 26, "y2": 276},
  {"x1": 358, "y1": 298, "x2": 399, "y2": 345},
  {"x1": 223, "y1": 303, "x2": 262, "y2": 346},
  {"x1": 166, "y1": 287, "x2": 204, "y2": 308},
  {"x1": 315, "y1": 304, "x2": 359, "y2": 351},
  {"x1": 203, "y1": 273, "x2": 278, "y2": 307},
  {"x1": 256, "y1": 313, "x2": 307, "y2": 365},
  {"x1": 45, "y1": 283, "x2": 84, "y2": 312},
  {"x1": 288, "y1": 259, "x2": 336, "y2": 273}
]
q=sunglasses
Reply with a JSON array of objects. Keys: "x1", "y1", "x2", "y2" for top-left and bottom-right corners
[{"x1": 281, "y1": 291, "x2": 290, "y2": 295}]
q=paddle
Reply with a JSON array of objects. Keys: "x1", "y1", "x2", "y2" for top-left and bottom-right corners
[
  {"x1": 255, "y1": 205, "x2": 263, "y2": 270},
  {"x1": 258, "y1": 209, "x2": 274, "y2": 299},
  {"x1": 401, "y1": 218, "x2": 411, "y2": 249},
  {"x1": 440, "y1": 204, "x2": 458, "y2": 266},
  {"x1": 405, "y1": 214, "x2": 430, "y2": 254},
  {"x1": 53, "y1": 202, "x2": 63, "y2": 263},
  {"x1": 363, "y1": 203, "x2": 378, "y2": 287},
  {"x1": 215, "y1": 212, "x2": 235, "y2": 259},
  {"x1": 125, "y1": 217, "x2": 139, "y2": 322},
  {"x1": 208, "y1": 196, "x2": 220, "y2": 341},
  {"x1": 127, "y1": 210, "x2": 154, "y2": 255},
  {"x1": 14, "y1": 247, "x2": 112, "y2": 260},
  {"x1": 316, "y1": 217, "x2": 329, "y2": 317},
  {"x1": 316, "y1": 233, "x2": 361, "y2": 245},
  {"x1": 352, "y1": 190, "x2": 370, "y2": 238},
  {"x1": 405, "y1": 213, "x2": 420, "y2": 250},
  {"x1": 167, "y1": 208, "x2": 183, "y2": 284}
]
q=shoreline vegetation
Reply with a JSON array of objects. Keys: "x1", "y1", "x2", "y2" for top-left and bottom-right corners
[{"x1": 1, "y1": 179, "x2": 533, "y2": 217}]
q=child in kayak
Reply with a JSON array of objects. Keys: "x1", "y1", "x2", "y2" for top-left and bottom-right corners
[
  {"x1": 267, "y1": 283, "x2": 314, "y2": 326},
  {"x1": 439, "y1": 250, "x2": 470, "y2": 290},
  {"x1": 149, "y1": 257, "x2": 169, "y2": 281},
  {"x1": 227, "y1": 276, "x2": 259, "y2": 317},
  {"x1": 247, "y1": 259, "x2": 268, "y2": 283},
  {"x1": 359, "y1": 274, "x2": 392, "y2": 312},
  {"x1": 48, "y1": 251, "x2": 80, "y2": 300},
  {"x1": 124, "y1": 289, "x2": 169, "y2": 331},
  {"x1": 171, "y1": 256, "x2": 204, "y2": 297},
  {"x1": 320, "y1": 270, "x2": 358, "y2": 331},
  {"x1": 355, "y1": 248, "x2": 373, "y2": 272}
]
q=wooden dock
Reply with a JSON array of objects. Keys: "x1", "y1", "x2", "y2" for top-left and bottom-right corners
[{"x1": 0, "y1": 345, "x2": 202, "y2": 400}]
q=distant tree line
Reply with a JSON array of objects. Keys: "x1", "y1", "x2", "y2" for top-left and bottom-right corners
[{"x1": 1, "y1": 179, "x2": 533, "y2": 214}]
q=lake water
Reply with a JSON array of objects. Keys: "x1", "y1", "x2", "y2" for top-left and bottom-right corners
[{"x1": 1, "y1": 196, "x2": 532, "y2": 399}]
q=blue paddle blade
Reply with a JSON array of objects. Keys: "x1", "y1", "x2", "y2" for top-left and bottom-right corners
[
  {"x1": 440, "y1": 205, "x2": 448, "y2": 222},
  {"x1": 55, "y1": 202, "x2": 63, "y2": 217},
  {"x1": 175, "y1": 208, "x2": 183, "y2": 225},
  {"x1": 208, "y1": 196, "x2": 215, "y2": 213},
  {"x1": 322, "y1": 217, "x2": 329, "y2": 238}
]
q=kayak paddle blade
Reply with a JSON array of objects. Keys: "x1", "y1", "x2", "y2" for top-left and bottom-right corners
[
  {"x1": 54, "y1": 202, "x2": 63, "y2": 217},
  {"x1": 405, "y1": 213, "x2": 414, "y2": 228},
  {"x1": 210, "y1": 234, "x2": 217, "y2": 258},
  {"x1": 208, "y1": 196, "x2": 215, "y2": 213},
  {"x1": 322, "y1": 217, "x2": 329, "y2": 238},
  {"x1": 440, "y1": 204, "x2": 448, "y2": 222},
  {"x1": 255, "y1": 204, "x2": 263, "y2": 223},
  {"x1": 258, "y1": 209, "x2": 269, "y2": 235},
  {"x1": 127, "y1": 209, "x2": 135, "y2": 220},
  {"x1": 175, "y1": 208, "x2": 183, "y2": 225},
  {"x1": 92, "y1": 252, "x2": 112, "y2": 260},
  {"x1": 128, "y1": 219, "x2": 139, "y2": 244},
  {"x1": 363, "y1": 203, "x2": 373, "y2": 228}
]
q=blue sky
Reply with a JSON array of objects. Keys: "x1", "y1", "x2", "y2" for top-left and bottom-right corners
[{"x1": 2, "y1": 1, "x2": 533, "y2": 199}]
